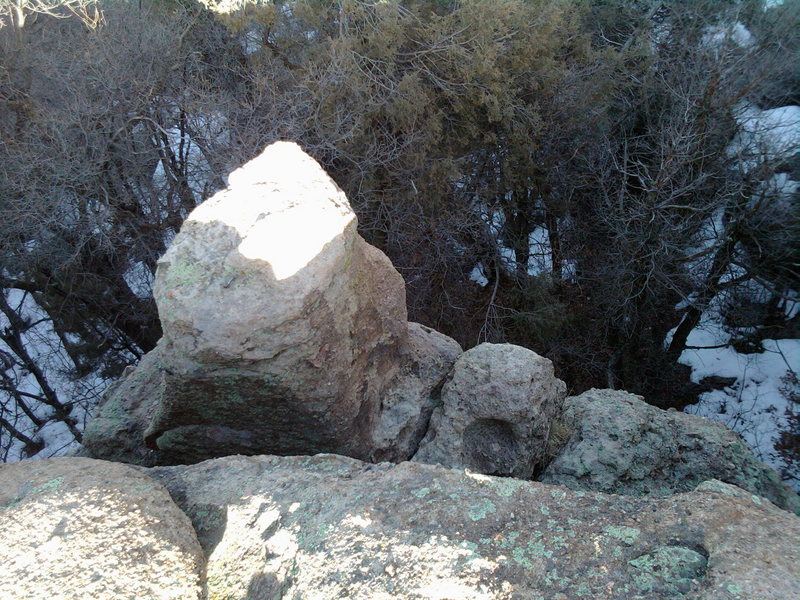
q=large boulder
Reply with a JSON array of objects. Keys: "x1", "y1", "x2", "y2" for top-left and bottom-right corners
[
  {"x1": 412, "y1": 343, "x2": 566, "y2": 478},
  {"x1": 146, "y1": 453, "x2": 800, "y2": 600},
  {"x1": 83, "y1": 142, "x2": 461, "y2": 465},
  {"x1": 541, "y1": 388, "x2": 800, "y2": 514},
  {"x1": 0, "y1": 457, "x2": 204, "y2": 600}
]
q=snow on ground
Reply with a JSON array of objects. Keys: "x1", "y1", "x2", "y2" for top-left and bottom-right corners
[
  {"x1": 527, "y1": 226, "x2": 552, "y2": 276},
  {"x1": 561, "y1": 260, "x2": 577, "y2": 282},
  {"x1": 470, "y1": 263, "x2": 489, "y2": 287},
  {"x1": 470, "y1": 204, "x2": 559, "y2": 285},
  {"x1": 0, "y1": 289, "x2": 111, "y2": 462},
  {"x1": 123, "y1": 261, "x2": 155, "y2": 299},
  {"x1": 680, "y1": 98, "x2": 800, "y2": 490},
  {"x1": 729, "y1": 103, "x2": 800, "y2": 171},
  {"x1": 242, "y1": 27, "x2": 263, "y2": 56},
  {"x1": 150, "y1": 109, "x2": 227, "y2": 205},
  {"x1": 3, "y1": 109, "x2": 227, "y2": 463},
  {"x1": 678, "y1": 312, "x2": 799, "y2": 490},
  {"x1": 702, "y1": 22, "x2": 754, "y2": 49},
  {"x1": 760, "y1": 172, "x2": 799, "y2": 209},
  {"x1": 152, "y1": 124, "x2": 211, "y2": 193}
]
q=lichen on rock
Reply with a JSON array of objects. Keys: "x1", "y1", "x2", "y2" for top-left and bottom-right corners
[
  {"x1": 540, "y1": 388, "x2": 800, "y2": 514},
  {"x1": 142, "y1": 454, "x2": 800, "y2": 600}
]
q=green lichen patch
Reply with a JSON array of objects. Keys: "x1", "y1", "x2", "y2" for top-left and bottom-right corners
[
  {"x1": 544, "y1": 568, "x2": 570, "y2": 588},
  {"x1": 512, "y1": 547, "x2": 534, "y2": 568},
  {"x1": 487, "y1": 530, "x2": 522, "y2": 550},
  {"x1": 726, "y1": 583, "x2": 744, "y2": 596},
  {"x1": 164, "y1": 259, "x2": 202, "y2": 290},
  {"x1": 468, "y1": 498, "x2": 496, "y2": 521},
  {"x1": 526, "y1": 540, "x2": 553, "y2": 559},
  {"x1": 550, "y1": 535, "x2": 568, "y2": 550},
  {"x1": 459, "y1": 540, "x2": 479, "y2": 556},
  {"x1": 34, "y1": 476, "x2": 64, "y2": 496},
  {"x1": 696, "y1": 480, "x2": 743, "y2": 497},
  {"x1": 604, "y1": 525, "x2": 640, "y2": 545},
  {"x1": 412, "y1": 487, "x2": 431, "y2": 498},
  {"x1": 485, "y1": 477, "x2": 528, "y2": 498},
  {"x1": 129, "y1": 481, "x2": 158, "y2": 495},
  {"x1": 628, "y1": 546, "x2": 708, "y2": 596}
]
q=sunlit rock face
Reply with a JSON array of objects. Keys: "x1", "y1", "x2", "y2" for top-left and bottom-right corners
[
  {"x1": 146, "y1": 454, "x2": 800, "y2": 600},
  {"x1": 83, "y1": 142, "x2": 460, "y2": 465},
  {"x1": 0, "y1": 458, "x2": 203, "y2": 600},
  {"x1": 155, "y1": 142, "x2": 388, "y2": 358},
  {"x1": 4, "y1": 456, "x2": 799, "y2": 600},
  {"x1": 413, "y1": 343, "x2": 566, "y2": 478}
]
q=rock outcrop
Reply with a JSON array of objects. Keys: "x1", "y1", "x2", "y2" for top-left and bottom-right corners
[
  {"x1": 0, "y1": 457, "x2": 204, "y2": 600},
  {"x1": 83, "y1": 142, "x2": 461, "y2": 465},
  {"x1": 79, "y1": 140, "x2": 795, "y2": 528},
  {"x1": 413, "y1": 343, "x2": 566, "y2": 478},
  {"x1": 157, "y1": 455, "x2": 799, "y2": 600},
  {"x1": 7, "y1": 454, "x2": 792, "y2": 600},
  {"x1": 541, "y1": 388, "x2": 800, "y2": 514}
]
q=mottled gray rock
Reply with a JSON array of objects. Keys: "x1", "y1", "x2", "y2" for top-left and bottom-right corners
[
  {"x1": 81, "y1": 346, "x2": 168, "y2": 465},
  {"x1": 147, "y1": 453, "x2": 800, "y2": 600},
  {"x1": 413, "y1": 343, "x2": 566, "y2": 478},
  {"x1": 83, "y1": 142, "x2": 459, "y2": 465},
  {"x1": 0, "y1": 457, "x2": 203, "y2": 600},
  {"x1": 541, "y1": 388, "x2": 800, "y2": 514},
  {"x1": 371, "y1": 322, "x2": 463, "y2": 462}
]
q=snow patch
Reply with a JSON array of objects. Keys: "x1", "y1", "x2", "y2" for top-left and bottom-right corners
[
  {"x1": 702, "y1": 22, "x2": 754, "y2": 49},
  {"x1": 527, "y1": 226, "x2": 552, "y2": 276},
  {"x1": 679, "y1": 313, "x2": 799, "y2": 489},
  {"x1": 123, "y1": 261, "x2": 154, "y2": 299},
  {"x1": 242, "y1": 27, "x2": 263, "y2": 56},
  {"x1": 470, "y1": 263, "x2": 489, "y2": 287},
  {"x1": 476, "y1": 203, "x2": 516, "y2": 273},
  {"x1": 729, "y1": 103, "x2": 800, "y2": 171},
  {"x1": 1, "y1": 289, "x2": 112, "y2": 462},
  {"x1": 561, "y1": 259, "x2": 577, "y2": 282}
]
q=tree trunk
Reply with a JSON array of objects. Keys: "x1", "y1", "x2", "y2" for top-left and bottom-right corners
[
  {"x1": 668, "y1": 236, "x2": 736, "y2": 358},
  {"x1": 546, "y1": 212, "x2": 562, "y2": 279}
]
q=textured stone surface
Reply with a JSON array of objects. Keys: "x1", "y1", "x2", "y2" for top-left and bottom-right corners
[
  {"x1": 80, "y1": 346, "x2": 168, "y2": 465},
  {"x1": 541, "y1": 388, "x2": 800, "y2": 514},
  {"x1": 413, "y1": 343, "x2": 566, "y2": 478},
  {"x1": 147, "y1": 453, "x2": 800, "y2": 600},
  {"x1": 0, "y1": 457, "x2": 203, "y2": 600},
  {"x1": 83, "y1": 142, "x2": 458, "y2": 465},
  {"x1": 371, "y1": 322, "x2": 463, "y2": 462}
]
